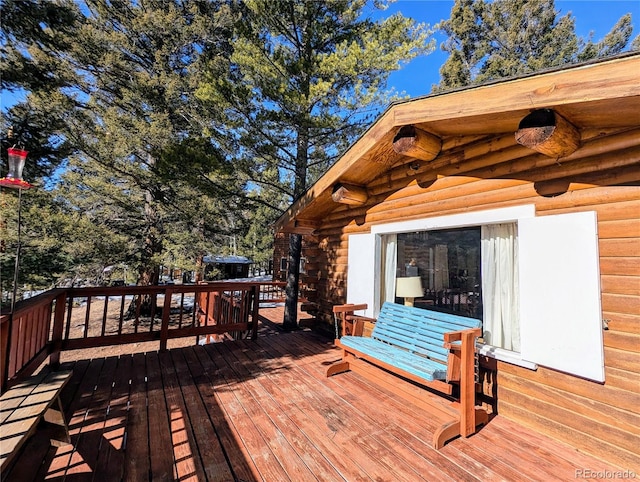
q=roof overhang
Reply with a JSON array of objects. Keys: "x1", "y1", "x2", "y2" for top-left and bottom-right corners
[{"x1": 275, "y1": 53, "x2": 640, "y2": 233}]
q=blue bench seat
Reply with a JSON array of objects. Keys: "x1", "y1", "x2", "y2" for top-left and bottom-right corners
[
  {"x1": 327, "y1": 301, "x2": 488, "y2": 449},
  {"x1": 339, "y1": 336, "x2": 449, "y2": 381}
]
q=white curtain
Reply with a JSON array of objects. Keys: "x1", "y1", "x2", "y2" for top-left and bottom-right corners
[
  {"x1": 481, "y1": 223, "x2": 520, "y2": 352},
  {"x1": 382, "y1": 234, "x2": 397, "y2": 305}
]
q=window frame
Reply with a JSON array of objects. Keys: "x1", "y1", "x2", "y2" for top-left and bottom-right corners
[{"x1": 370, "y1": 205, "x2": 537, "y2": 369}]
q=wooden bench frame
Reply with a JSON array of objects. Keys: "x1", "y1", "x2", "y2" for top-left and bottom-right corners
[
  {"x1": 0, "y1": 367, "x2": 72, "y2": 474},
  {"x1": 327, "y1": 303, "x2": 488, "y2": 449}
]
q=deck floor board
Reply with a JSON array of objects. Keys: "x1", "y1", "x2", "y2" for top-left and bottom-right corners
[
  {"x1": 2, "y1": 311, "x2": 626, "y2": 481},
  {"x1": 123, "y1": 351, "x2": 151, "y2": 481}
]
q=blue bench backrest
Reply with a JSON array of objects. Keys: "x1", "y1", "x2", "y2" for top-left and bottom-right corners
[{"x1": 371, "y1": 302, "x2": 482, "y2": 364}]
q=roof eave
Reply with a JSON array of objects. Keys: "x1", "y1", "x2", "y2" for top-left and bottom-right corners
[{"x1": 275, "y1": 52, "x2": 640, "y2": 233}]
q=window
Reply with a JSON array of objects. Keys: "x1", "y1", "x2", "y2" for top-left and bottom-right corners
[
  {"x1": 347, "y1": 205, "x2": 604, "y2": 381},
  {"x1": 385, "y1": 224, "x2": 518, "y2": 351},
  {"x1": 279, "y1": 257, "x2": 306, "y2": 273},
  {"x1": 393, "y1": 227, "x2": 482, "y2": 319}
]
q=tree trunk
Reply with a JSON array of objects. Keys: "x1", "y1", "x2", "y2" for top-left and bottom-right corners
[
  {"x1": 283, "y1": 124, "x2": 310, "y2": 330},
  {"x1": 126, "y1": 185, "x2": 163, "y2": 319},
  {"x1": 283, "y1": 232, "x2": 302, "y2": 330}
]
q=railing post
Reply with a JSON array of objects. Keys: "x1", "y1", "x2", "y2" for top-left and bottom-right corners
[
  {"x1": 49, "y1": 291, "x2": 67, "y2": 369},
  {"x1": 159, "y1": 288, "x2": 172, "y2": 352},
  {"x1": 251, "y1": 284, "x2": 259, "y2": 340}
]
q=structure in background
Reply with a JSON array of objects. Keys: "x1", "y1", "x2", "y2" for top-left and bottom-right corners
[{"x1": 203, "y1": 255, "x2": 253, "y2": 280}]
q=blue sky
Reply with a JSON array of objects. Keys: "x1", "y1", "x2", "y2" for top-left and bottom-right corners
[
  {"x1": 1, "y1": 1, "x2": 638, "y2": 109},
  {"x1": 379, "y1": 0, "x2": 640, "y2": 97}
]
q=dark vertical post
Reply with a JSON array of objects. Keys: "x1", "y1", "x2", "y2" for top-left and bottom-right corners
[{"x1": 283, "y1": 233, "x2": 302, "y2": 331}]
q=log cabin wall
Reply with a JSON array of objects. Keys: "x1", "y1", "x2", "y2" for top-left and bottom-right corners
[
  {"x1": 307, "y1": 126, "x2": 640, "y2": 470},
  {"x1": 272, "y1": 232, "x2": 321, "y2": 311},
  {"x1": 273, "y1": 232, "x2": 289, "y2": 282}
]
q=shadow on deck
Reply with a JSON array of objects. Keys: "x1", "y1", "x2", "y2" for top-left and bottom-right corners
[{"x1": 3, "y1": 307, "x2": 622, "y2": 481}]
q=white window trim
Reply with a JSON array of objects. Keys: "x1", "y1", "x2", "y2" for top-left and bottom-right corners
[
  {"x1": 370, "y1": 204, "x2": 537, "y2": 370},
  {"x1": 476, "y1": 343, "x2": 538, "y2": 370},
  {"x1": 350, "y1": 204, "x2": 605, "y2": 379},
  {"x1": 371, "y1": 205, "x2": 536, "y2": 235}
]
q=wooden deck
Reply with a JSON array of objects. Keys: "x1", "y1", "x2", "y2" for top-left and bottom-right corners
[{"x1": 3, "y1": 309, "x2": 625, "y2": 481}]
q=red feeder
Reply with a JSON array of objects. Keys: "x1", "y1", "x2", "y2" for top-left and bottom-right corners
[{"x1": 0, "y1": 147, "x2": 32, "y2": 189}]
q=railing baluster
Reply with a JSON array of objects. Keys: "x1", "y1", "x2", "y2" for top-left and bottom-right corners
[
  {"x1": 12, "y1": 316, "x2": 23, "y2": 377},
  {"x1": 37, "y1": 305, "x2": 46, "y2": 353},
  {"x1": 251, "y1": 285, "x2": 259, "y2": 340},
  {"x1": 101, "y1": 296, "x2": 109, "y2": 337},
  {"x1": 25, "y1": 309, "x2": 35, "y2": 362},
  {"x1": 134, "y1": 295, "x2": 141, "y2": 333},
  {"x1": 192, "y1": 290, "x2": 197, "y2": 328},
  {"x1": 178, "y1": 292, "x2": 185, "y2": 329},
  {"x1": 160, "y1": 288, "x2": 172, "y2": 352},
  {"x1": 118, "y1": 295, "x2": 125, "y2": 335},
  {"x1": 205, "y1": 291, "x2": 211, "y2": 326},
  {"x1": 149, "y1": 293, "x2": 157, "y2": 333},
  {"x1": 42, "y1": 303, "x2": 52, "y2": 351},
  {"x1": 83, "y1": 296, "x2": 92, "y2": 339},
  {"x1": 64, "y1": 296, "x2": 73, "y2": 340}
]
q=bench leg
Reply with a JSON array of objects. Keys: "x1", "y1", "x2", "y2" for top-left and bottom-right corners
[
  {"x1": 326, "y1": 360, "x2": 350, "y2": 377},
  {"x1": 432, "y1": 408, "x2": 489, "y2": 449},
  {"x1": 43, "y1": 397, "x2": 71, "y2": 447},
  {"x1": 433, "y1": 420, "x2": 461, "y2": 450}
]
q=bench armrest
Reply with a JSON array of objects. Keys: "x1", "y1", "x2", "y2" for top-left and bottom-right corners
[
  {"x1": 443, "y1": 327, "x2": 482, "y2": 346},
  {"x1": 332, "y1": 303, "x2": 368, "y2": 314},
  {"x1": 345, "y1": 315, "x2": 376, "y2": 337},
  {"x1": 333, "y1": 303, "x2": 371, "y2": 337}
]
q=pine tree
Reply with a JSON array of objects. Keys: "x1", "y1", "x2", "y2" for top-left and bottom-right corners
[
  {"x1": 437, "y1": 0, "x2": 636, "y2": 91},
  {"x1": 2, "y1": 1, "x2": 243, "y2": 293},
  {"x1": 198, "y1": 0, "x2": 435, "y2": 329}
]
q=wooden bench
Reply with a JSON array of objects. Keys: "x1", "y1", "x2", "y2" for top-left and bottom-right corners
[
  {"x1": 0, "y1": 367, "x2": 73, "y2": 474},
  {"x1": 326, "y1": 301, "x2": 488, "y2": 449}
]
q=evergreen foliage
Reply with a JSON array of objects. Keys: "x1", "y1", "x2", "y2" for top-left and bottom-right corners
[
  {"x1": 1, "y1": 0, "x2": 244, "y2": 291},
  {"x1": 196, "y1": 0, "x2": 435, "y2": 327},
  {"x1": 437, "y1": 0, "x2": 637, "y2": 91},
  {"x1": 200, "y1": 0, "x2": 434, "y2": 203}
]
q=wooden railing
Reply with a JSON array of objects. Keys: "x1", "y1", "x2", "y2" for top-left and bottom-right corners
[
  {"x1": 1, "y1": 289, "x2": 62, "y2": 394},
  {"x1": 257, "y1": 281, "x2": 287, "y2": 304},
  {"x1": 0, "y1": 281, "x2": 287, "y2": 393}
]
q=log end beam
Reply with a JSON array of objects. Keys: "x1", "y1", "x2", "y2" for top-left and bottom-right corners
[
  {"x1": 515, "y1": 109, "x2": 581, "y2": 158},
  {"x1": 332, "y1": 183, "x2": 368, "y2": 205},
  {"x1": 392, "y1": 125, "x2": 442, "y2": 161}
]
